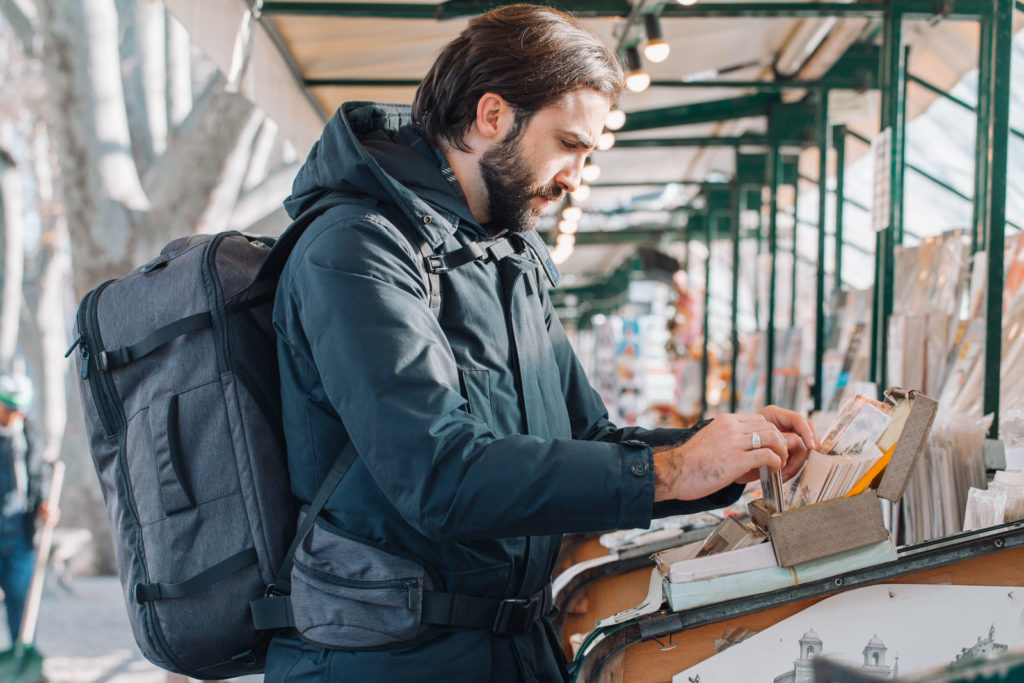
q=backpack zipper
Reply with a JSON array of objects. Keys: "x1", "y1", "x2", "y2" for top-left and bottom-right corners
[
  {"x1": 203, "y1": 233, "x2": 232, "y2": 371},
  {"x1": 80, "y1": 282, "x2": 139, "y2": 522},
  {"x1": 76, "y1": 285, "x2": 119, "y2": 436},
  {"x1": 137, "y1": 535, "x2": 198, "y2": 677},
  {"x1": 293, "y1": 558, "x2": 419, "y2": 592}
]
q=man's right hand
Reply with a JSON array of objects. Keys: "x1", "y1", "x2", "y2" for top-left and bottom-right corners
[{"x1": 652, "y1": 412, "x2": 793, "y2": 502}]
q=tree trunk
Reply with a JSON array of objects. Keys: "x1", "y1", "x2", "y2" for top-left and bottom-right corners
[{"x1": 0, "y1": 142, "x2": 24, "y2": 367}]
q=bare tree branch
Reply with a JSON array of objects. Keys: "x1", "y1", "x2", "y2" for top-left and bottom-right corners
[
  {"x1": 242, "y1": 117, "x2": 278, "y2": 192},
  {"x1": 166, "y1": 9, "x2": 193, "y2": 128},
  {"x1": 143, "y1": 74, "x2": 256, "y2": 237},
  {"x1": 196, "y1": 107, "x2": 263, "y2": 234},
  {"x1": 230, "y1": 162, "x2": 299, "y2": 234},
  {"x1": 0, "y1": 139, "x2": 24, "y2": 367},
  {"x1": 0, "y1": 0, "x2": 37, "y2": 57}
]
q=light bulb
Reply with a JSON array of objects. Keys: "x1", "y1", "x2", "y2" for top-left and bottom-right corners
[
  {"x1": 562, "y1": 205, "x2": 583, "y2": 222},
  {"x1": 556, "y1": 233, "x2": 576, "y2": 247},
  {"x1": 571, "y1": 184, "x2": 591, "y2": 201},
  {"x1": 558, "y1": 219, "x2": 579, "y2": 234},
  {"x1": 626, "y1": 71, "x2": 651, "y2": 93},
  {"x1": 551, "y1": 244, "x2": 574, "y2": 265},
  {"x1": 644, "y1": 40, "x2": 670, "y2": 63},
  {"x1": 582, "y1": 161, "x2": 601, "y2": 183},
  {"x1": 605, "y1": 109, "x2": 626, "y2": 131},
  {"x1": 597, "y1": 131, "x2": 616, "y2": 150}
]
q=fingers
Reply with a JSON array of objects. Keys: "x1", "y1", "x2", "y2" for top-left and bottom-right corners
[
  {"x1": 706, "y1": 412, "x2": 790, "y2": 470},
  {"x1": 759, "y1": 405, "x2": 819, "y2": 451},
  {"x1": 733, "y1": 448, "x2": 785, "y2": 484},
  {"x1": 748, "y1": 428, "x2": 788, "y2": 470},
  {"x1": 779, "y1": 444, "x2": 810, "y2": 481}
]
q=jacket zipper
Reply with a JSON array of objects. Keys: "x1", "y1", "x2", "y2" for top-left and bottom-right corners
[{"x1": 500, "y1": 264, "x2": 544, "y2": 598}]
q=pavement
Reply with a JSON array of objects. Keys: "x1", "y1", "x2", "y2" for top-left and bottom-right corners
[{"x1": 0, "y1": 575, "x2": 262, "y2": 683}]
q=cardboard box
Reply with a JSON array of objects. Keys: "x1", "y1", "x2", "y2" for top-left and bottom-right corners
[{"x1": 749, "y1": 389, "x2": 938, "y2": 567}]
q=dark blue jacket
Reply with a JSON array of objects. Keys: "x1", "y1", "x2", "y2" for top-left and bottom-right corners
[{"x1": 269, "y1": 102, "x2": 740, "y2": 681}]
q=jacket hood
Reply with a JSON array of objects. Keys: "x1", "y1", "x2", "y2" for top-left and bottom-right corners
[{"x1": 285, "y1": 102, "x2": 477, "y2": 246}]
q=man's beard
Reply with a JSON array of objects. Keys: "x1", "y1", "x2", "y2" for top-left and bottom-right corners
[{"x1": 478, "y1": 136, "x2": 561, "y2": 236}]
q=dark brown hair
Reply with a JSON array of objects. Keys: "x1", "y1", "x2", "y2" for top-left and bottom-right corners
[{"x1": 412, "y1": 4, "x2": 624, "y2": 151}]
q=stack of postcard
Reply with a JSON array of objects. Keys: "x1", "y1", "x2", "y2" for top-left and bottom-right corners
[{"x1": 788, "y1": 392, "x2": 914, "y2": 509}]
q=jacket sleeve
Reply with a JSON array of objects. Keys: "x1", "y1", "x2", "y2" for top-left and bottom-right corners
[
  {"x1": 539, "y1": 287, "x2": 745, "y2": 518},
  {"x1": 283, "y1": 215, "x2": 656, "y2": 542}
]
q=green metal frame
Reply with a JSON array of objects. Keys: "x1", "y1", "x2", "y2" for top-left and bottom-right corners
[
  {"x1": 701, "y1": 214, "x2": 712, "y2": 418},
  {"x1": 263, "y1": 0, "x2": 997, "y2": 19},
  {"x1": 730, "y1": 167, "x2": 742, "y2": 412},
  {"x1": 813, "y1": 89, "x2": 831, "y2": 411},
  {"x1": 981, "y1": 0, "x2": 1013, "y2": 437},
  {"x1": 765, "y1": 143, "x2": 781, "y2": 406},
  {"x1": 617, "y1": 94, "x2": 777, "y2": 133}
]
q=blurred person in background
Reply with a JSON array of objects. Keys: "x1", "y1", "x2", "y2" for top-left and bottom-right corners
[{"x1": 0, "y1": 373, "x2": 53, "y2": 643}]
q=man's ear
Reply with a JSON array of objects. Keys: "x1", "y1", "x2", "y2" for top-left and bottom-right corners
[{"x1": 474, "y1": 92, "x2": 514, "y2": 141}]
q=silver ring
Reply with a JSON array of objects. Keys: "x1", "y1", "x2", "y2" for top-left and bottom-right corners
[{"x1": 751, "y1": 432, "x2": 761, "y2": 450}]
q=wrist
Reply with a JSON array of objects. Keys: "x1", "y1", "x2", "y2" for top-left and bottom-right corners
[{"x1": 653, "y1": 449, "x2": 680, "y2": 502}]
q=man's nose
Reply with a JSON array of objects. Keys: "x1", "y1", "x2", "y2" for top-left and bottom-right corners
[{"x1": 555, "y1": 155, "x2": 586, "y2": 194}]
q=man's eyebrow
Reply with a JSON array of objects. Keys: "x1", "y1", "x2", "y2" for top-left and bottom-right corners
[{"x1": 561, "y1": 130, "x2": 597, "y2": 151}]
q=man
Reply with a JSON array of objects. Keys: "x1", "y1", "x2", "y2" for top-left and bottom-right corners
[
  {"x1": 0, "y1": 373, "x2": 50, "y2": 644},
  {"x1": 267, "y1": 5, "x2": 816, "y2": 681}
]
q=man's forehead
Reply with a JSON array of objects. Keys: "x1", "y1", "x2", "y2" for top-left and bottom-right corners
[{"x1": 534, "y1": 89, "x2": 610, "y2": 132}]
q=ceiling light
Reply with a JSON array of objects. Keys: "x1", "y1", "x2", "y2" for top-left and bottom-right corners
[
  {"x1": 605, "y1": 109, "x2": 626, "y2": 131},
  {"x1": 582, "y1": 159, "x2": 601, "y2": 183},
  {"x1": 643, "y1": 15, "x2": 670, "y2": 63},
  {"x1": 562, "y1": 205, "x2": 583, "y2": 222},
  {"x1": 571, "y1": 184, "x2": 591, "y2": 202},
  {"x1": 551, "y1": 243, "x2": 574, "y2": 265},
  {"x1": 597, "y1": 132, "x2": 615, "y2": 151},
  {"x1": 558, "y1": 219, "x2": 579, "y2": 234},
  {"x1": 624, "y1": 46, "x2": 650, "y2": 93}
]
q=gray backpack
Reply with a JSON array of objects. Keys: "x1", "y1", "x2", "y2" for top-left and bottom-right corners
[
  {"x1": 68, "y1": 195, "x2": 443, "y2": 677},
  {"x1": 70, "y1": 198, "x2": 530, "y2": 678}
]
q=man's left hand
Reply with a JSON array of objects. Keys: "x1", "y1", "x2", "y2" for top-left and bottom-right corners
[{"x1": 753, "y1": 405, "x2": 818, "y2": 482}]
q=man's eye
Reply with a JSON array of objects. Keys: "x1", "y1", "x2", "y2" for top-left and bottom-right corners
[{"x1": 561, "y1": 140, "x2": 577, "y2": 150}]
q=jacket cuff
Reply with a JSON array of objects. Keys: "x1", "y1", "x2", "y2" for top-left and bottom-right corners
[{"x1": 616, "y1": 440, "x2": 656, "y2": 530}]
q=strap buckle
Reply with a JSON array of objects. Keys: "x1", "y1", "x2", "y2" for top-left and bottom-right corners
[
  {"x1": 424, "y1": 254, "x2": 450, "y2": 273},
  {"x1": 492, "y1": 594, "x2": 544, "y2": 636}
]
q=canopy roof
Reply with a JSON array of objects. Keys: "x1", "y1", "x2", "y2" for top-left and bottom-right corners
[{"x1": 163, "y1": 0, "x2": 1020, "y2": 289}]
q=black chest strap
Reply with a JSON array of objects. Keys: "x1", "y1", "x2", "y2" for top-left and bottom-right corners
[{"x1": 424, "y1": 237, "x2": 518, "y2": 274}]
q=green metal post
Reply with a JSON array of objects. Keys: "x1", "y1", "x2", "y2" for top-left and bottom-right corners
[
  {"x1": 834, "y1": 125, "x2": 847, "y2": 295},
  {"x1": 814, "y1": 90, "x2": 831, "y2": 411},
  {"x1": 755, "y1": 195, "x2": 764, "y2": 331},
  {"x1": 790, "y1": 157, "x2": 799, "y2": 329},
  {"x1": 871, "y1": 7, "x2": 905, "y2": 393},
  {"x1": 981, "y1": 0, "x2": 1013, "y2": 438},
  {"x1": 731, "y1": 171, "x2": 742, "y2": 413},
  {"x1": 766, "y1": 144, "x2": 781, "y2": 407},
  {"x1": 702, "y1": 215, "x2": 712, "y2": 418},
  {"x1": 973, "y1": 17, "x2": 993, "y2": 254}
]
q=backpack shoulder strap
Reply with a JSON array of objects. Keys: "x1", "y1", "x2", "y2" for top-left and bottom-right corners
[
  {"x1": 375, "y1": 203, "x2": 442, "y2": 319},
  {"x1": 258, "y1": 194, "x2": 442, "y2": 319}
]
